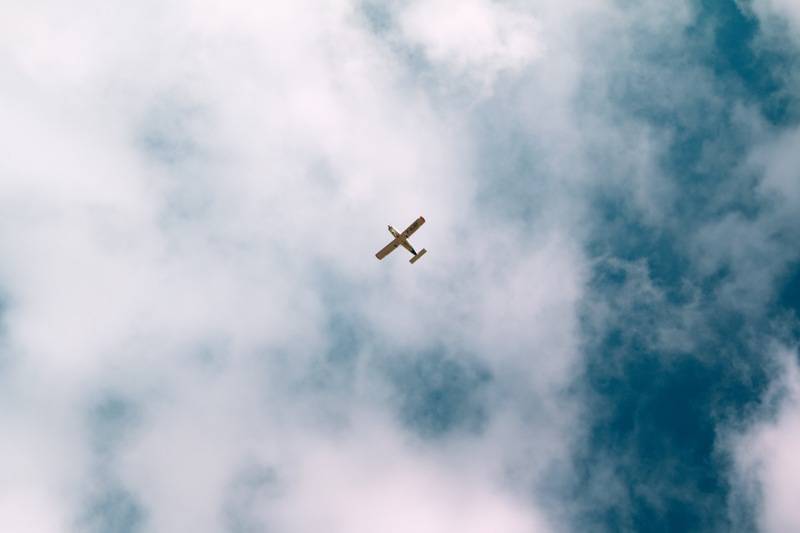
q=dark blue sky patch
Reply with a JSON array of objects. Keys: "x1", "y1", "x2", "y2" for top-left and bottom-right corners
[
  {"x1": 568, "y1": 1, "x2": 800, "y2": 527},
  {"x1": 572, "y1": 211, "x2": 776, "y2": 530},
  {"x1": 588, "y1": 196, "x2": 690, "y2": 299},
  {"x1": 382, "y1": 348, "x2": 492, "y2": 439},
  {"x1": 776, "y1": 261, "x2": 800, "y2": 318},
  {"x1": 769, "y1": 261, "x2": 800, "y2": 346},
  {"x1": 575, "y1": 186, "x2": 774, "y2": 531},
  {"x1": 687, "y1": 0, "x2": 798, "y2": 125},
  {"x1": 573, "y1": 335, "x2": 769, "y2": 531}
]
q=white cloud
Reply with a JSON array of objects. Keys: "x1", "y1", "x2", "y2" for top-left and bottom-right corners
[
  {"x1": 753, "y1": 0, "x2": 800, "y2": 39},
  {"x1": 753, "y1": 125, "x2": 800, "y2": 216},
  {"x1": 732, "y1": 348, "x2": 800, "y2": 532},
  {"x1": 0, "y1": 0, "x2": 588, "y2": 531},
  {"x1": 262, "y1": 423, "x2": 553, "y2": 533},
  {"x1": 397, "y1": 0, "x2": 543, "y2": 89}
]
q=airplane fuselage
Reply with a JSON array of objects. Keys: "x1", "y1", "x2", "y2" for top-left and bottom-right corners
[{"x1": 388, "y1": 225, "x2": 417, "y2": 255}]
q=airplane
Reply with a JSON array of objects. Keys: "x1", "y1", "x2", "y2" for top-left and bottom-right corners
[{"x1": 375, "y1": 216, "x2": 427, "y2": 264}]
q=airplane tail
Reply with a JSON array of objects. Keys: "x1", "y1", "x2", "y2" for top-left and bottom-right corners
[{"x1": 409, "y1": 249, "x2": 427, "y2": 264}]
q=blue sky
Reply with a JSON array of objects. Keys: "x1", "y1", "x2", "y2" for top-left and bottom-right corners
[{"x1": 1, "y1": 1, "x2": 800, "y2": 532}]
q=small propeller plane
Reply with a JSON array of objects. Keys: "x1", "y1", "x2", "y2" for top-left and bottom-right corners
[{"x1": 375, "y1": 216, "x2": 427, "y2": 264}]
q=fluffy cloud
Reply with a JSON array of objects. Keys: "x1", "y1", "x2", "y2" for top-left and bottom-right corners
[
  {"x1": 0, "y1": 1, "x2": 585, "y2": 531},
  {"x1": 733, "y1": 349, "x2": 800, "y2": 532},
  {"x1": 397, "y1": 0, "x2": 542, "y2": 89},
  {"x1": 754, "y1": 0, "x2": 800, "y2": 38}
]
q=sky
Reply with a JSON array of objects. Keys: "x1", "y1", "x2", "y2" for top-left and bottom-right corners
[{"x1": 1, "y1": 1, "x2": 799, "y2": 532}]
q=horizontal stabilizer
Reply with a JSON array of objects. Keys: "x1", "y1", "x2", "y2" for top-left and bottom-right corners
[{"x1": 409, "y1": 248, "x2": 427, "y2": 264}]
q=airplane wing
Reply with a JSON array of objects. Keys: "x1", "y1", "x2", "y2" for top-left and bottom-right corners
[
  {"x1": 375, "y1": 237, "x2": 402, "y2": 260},
  {"x1": 400, "y1": 216, "x2": 425, "y2": 239}
]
